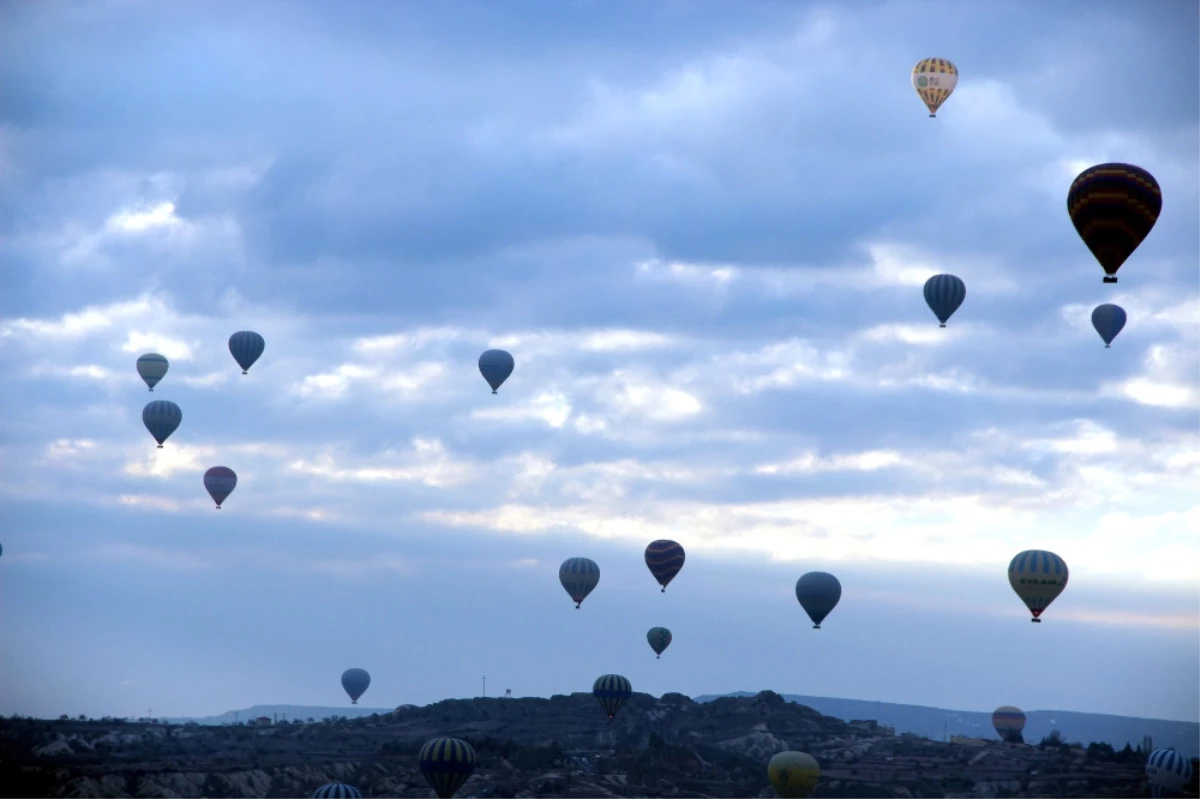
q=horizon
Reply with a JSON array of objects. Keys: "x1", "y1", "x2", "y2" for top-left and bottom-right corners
[{"x1": 2, "y1": 0, "x2": 1197, "y2": 732}]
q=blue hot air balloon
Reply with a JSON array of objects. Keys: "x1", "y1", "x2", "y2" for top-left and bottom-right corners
[
  {"x1": 647, "y1": 627, "x2": 673, "y2": 659},
  {"x1": 203, "y1": 467, "x2": 238, "y2": 509},
  {"x1": 142, "y1": 400, "x2": 182, "y2": 448},
  {"x1": 419, "y1": 737, "x2": 478, "y2": 799},
  {"x1": 312, "y1": 784, "x2": 362, "y2": 799},
  {"x1": 229, "y1": 331, "x2": 265, "y2": 374},
  {"x1": 923, "y1": 274, "x2": 966, "y2": 327},
  {"x1": 559, "y1": 557, "x2": 600, "y2": 608},
  {"x1": 341, "y1": 667, "x2": 370, "y2": 704},
  {"x1": 478, "y1": 349, "x2": 514, "y2": 394},
  {"x1": 1091, "y1": 303, "x2": 1127, "y2": 348},
  {"x1": 1147, "y1": 748, "x2": 1194, "y2": 798},
  {"x1": 136, "y1": 353, "x2": 169, "y2": 391},
  {"x1": 644, "y1": 539, "x2": 685, "y2": 592},
  {"x1": 795, "y1": 571, "x2": 842, "y2": 629},
  {"x1": 593, "y1": 674, "x2": 632, "y2": 721}
]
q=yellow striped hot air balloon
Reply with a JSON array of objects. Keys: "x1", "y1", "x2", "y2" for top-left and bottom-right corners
[
  {"x1": 911, "y1": 58, "x2": 958, "y2": 117},
  {"x1": 768, "y1": 751, "x2": 820, "y2": 798}
]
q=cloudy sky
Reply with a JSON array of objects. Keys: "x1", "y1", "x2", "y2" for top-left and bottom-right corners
[{"x1": 2, "y1": 0, "x2": 1197, "y2": 729}]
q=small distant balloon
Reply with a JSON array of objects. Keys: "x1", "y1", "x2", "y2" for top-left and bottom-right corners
[
  {"x1": 911, "y1": 58, "x2": 958, "y2": 117},
  {"x1": 924, "y1": 274, "x2": 966, "y2": 327},
  {"x1": 142, "y1": 400, "x2": 182, "y2": 448},
  {"x1": 312, "y1": 784, "x2": 362, "y2": 799},
  {"x1": 229, "y1": 331, "x2": 265, "y2": 374},
  {"x1": 593, "y1": 674, "x2": 632, "y2": 721},
  {"x1": 559, "y1": 557, "x2": 600, "y2": 609},
  {"x1": 1091, "y1": 304, "x2": 1127, "y2": 348},
  {"x1": 1147, "y1": 748, "x2": 1194, "y2": 798},
  {"x1": 1008, "y1": 550, "x2": 1068, "y2": 622},
  {"x1": 136, "y1": 353, "x2": 169, "y2": 391},
  {"x1": 419, "y1": 737, "x2": 477, "y2": 799},
  {"x1": 478, "y1": 349, "x2": 514, "y2": 394},
  {"x1": 644, "y1": 539, "x2": 685, "y2": 592},
  {"x1": 647, "y1": 627, "x2": 673, "y2": 659},
  {"x1": 768, "y1": 751, "x2": 821, "y2": 798},
  {"x1": 341, "y1": 668, "x2": 370, "y2": 704},
  {"x1": 992, "y1": 706, "x2": 1026, "y2": 741},
  {"x1": 203, "y1": 467, "x2": 238, "y2": 509},
  {"x1": 795, "y1": 572, "x2": 842, "y2": 629},
  {"x1": 1067, "y1": 163, "x2": 1162, "y2": 283}
]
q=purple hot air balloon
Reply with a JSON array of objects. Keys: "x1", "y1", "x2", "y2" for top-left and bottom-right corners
[{"x1": 203, "y1": 467, "x2": 238, "y2": 509}]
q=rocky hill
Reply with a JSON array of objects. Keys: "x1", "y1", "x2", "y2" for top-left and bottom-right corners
[{"x1": 0, "y1": 691, "x2": 1186, "y2": 798}]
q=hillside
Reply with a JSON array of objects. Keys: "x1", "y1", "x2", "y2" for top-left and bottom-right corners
[
  {"x1": 2, "y1": 691, "x2": 1181, "y2": 798},
  {"x1": 693, "y1": 693, "x2": 1200, "y2": 758}
]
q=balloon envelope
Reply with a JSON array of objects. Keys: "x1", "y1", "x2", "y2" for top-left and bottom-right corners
[
  {"x1": 924, "y1": 274, "x2": 966, "y2": 327},
  {"x1": 768, "y1": 751, "x2": 820, "y2": 798},
  {"x1": 644, "y1": 539, "x2": 685, "y2": 591},
  {"x1": 203, "y1": 466, "x2": 238, "y2": 508},
  {"x1": 312, "y1": 783, "x2": 362, "y2": 799},
  {"x1": 992, "y1": 706, "x2": 1026, "y2": 740},
  {"x1": 1091, "y1": 304, "x2": 1127, "y2": 347},
  {"x1": 229, "y1": 331, "x2": 265, "y2": 374},
  {"x1": 559, "y1": 557, "x2": 600, "y2": 608},
  {"x1": 1008, "y1": 550, "x2": 1068, "y2": 622},
  {"x1": 419, "y1": 737, "x2": 477, "y2": 799},
  {"x1": 795, "y1": 572, "x2": 842, "y2": 628},
  {"x1": 593, "y1": 673, "x2": 632, "y2": 720},
  {"x1": 142, "y1": 400, "x2": 182, "y2": 448},
  {"x1": 1067, "y1": 163, "x2": 1162, "y2": 283},
  {"x1": 478, "y1": 349, "x2": 515, "y2": 393},
  {"x1": 1147, "y1": 748, "x2": 1193, "y2": 798},
  {"x1": 136, "y1": 353, "x2": 169, "y2": 391},
  {"x1": 647, "y1": 627, "x2": 673, "y2": 658},
  {"x1": 911, "y1": 58, "x2": 958, "y2": 116},
  {"x1": 340, "y1": 668, "x2": 370, "y2": 704}
]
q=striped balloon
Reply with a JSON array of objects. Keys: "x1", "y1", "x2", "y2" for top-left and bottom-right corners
[
  {"x1": 1008, "y1": 550, "x2": 1068, "y2": 622},
  {"x1": 1067, "y1": 163, "x2": 1162, "y2": 283},
  {"x1": 312, "y1": 783, "x2": 362, "y2": 799},
  {"x1": 136, "y1": 353, "x2": 169, "y2": 391},
  {"x1": 228, "y1": 330, "x2": 265, "y2": 374},
  {"x1": 203, "y1": 467, "x2": 238, "y2": 509},
  {"x1": 991, "y1": 705, "x2": 1026, "y2": 741},
  {"x1": 1091, "y1": 303, "x2": 1127, "y2": 348},
  {"x1": 644, "y1": 539, "x2": 685, "y2": 592},
  {"x1": 647, "y1": 627, "x2": 673, "y2": 659},
  {"x1": 419, "y1": 737, "x2": 477, "y2": 799},
  {"x1": 923, "y1": 274, "x2": 966, "y2": 327},
  {"x1": 142, "y1": 400, "x2": 182, "y2": 448},
  {"x1": 592, "y1": 673, "x2": 632, "y2": 721},
  {"x1": 1147, "y1": 748, "x2": 1194, "y2": 798},
  {"x1": 559, "y1": 557, "x2": 600, "y2": 609}
]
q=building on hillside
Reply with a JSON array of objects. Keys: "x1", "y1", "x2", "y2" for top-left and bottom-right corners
[
  {"x1": 254, "y1": 716, "x2": 272, "y2": 726},
  {"x1": 950, "y1": 735, "x2": 989, "y2": 746}
]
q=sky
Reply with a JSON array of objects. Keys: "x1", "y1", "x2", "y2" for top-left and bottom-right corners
[{"x1": 1, "y1": 0, "x2": 1198, "y2": 728}]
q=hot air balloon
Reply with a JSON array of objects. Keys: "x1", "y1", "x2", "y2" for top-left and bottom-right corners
[
  {"x1": 142, "y1": 400, "x2": 182, "y2": 449},
  {"x1": 229, "y1": 331, "x2": 265, "y2": 374},
  {"x1": 992, "y1": 706, "x2": 1026, "y2": 743},
  {"x1": 795, "y1": 572, "x2": 841, "y2": 629},
  {"x1": 924, "y1": 274, "x2": 966, "y2": 327},
  {"x1": 559, "y1": 557, "x2": 600, "y2": 609},
  {"x1": 478, "y1": 349, "x2": 514, "y2": 394},
  {"x1": 312, "y1": 784, "x2": 362, "y2": 799},
  {"x1": 1091, "y1": 303, "x2": 1127, "y2": 348},
  {"x1": 136, "y1": 353, "x2": 169, "y2": 391},
  {"x1": 911, "y1": 58, "x2": 958, "y2": 117},
  {"x1": 644, "y1": 539, "x2": 685, "y2": 592},
  {"x1": 1147, "y1": 748, "x2": 1194, "y2": 798},
  {"x1": 1008, "y1": 550, "x2": 1068, "y2": 622},
  {"x1": 593, "y1": 674, "x2": 632, "y2": 721},
  {"x1": 768, "y1": 751, "x2": 821, "y2": 798},
  {"x1": 341, "y1": 668, "x2": 370, "y2": 704},
  {"x1": 203, "y1": 467, "x2": 238, "y2": 509},
  {"x1": 419, "y1": 737, "x2": 477, "y2": 799},
  {"x1": 1067, "y1": 163, "x2": 1162, "y2": 283},
  {"x1": 647, "y1": 627, "x2": 672, "y2": 659}
]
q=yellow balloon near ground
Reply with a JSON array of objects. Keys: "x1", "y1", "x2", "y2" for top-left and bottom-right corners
[{"x1": 768, "y1": 751, "x2": 820, "y2": 798}]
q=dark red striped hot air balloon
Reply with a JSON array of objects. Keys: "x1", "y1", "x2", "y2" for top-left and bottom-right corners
[
  {"x1": 1066, "y1": 163, "x2": 1162, "y2": 283},
  {"x1": 644, "y1": 539, "x2": 685, "y2": 592}
]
